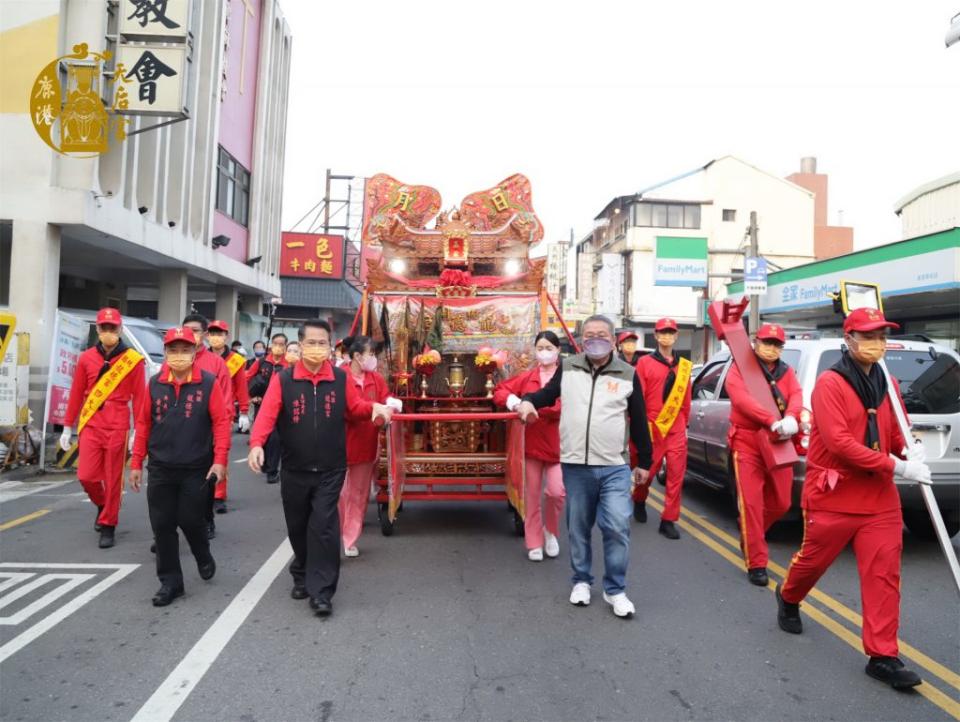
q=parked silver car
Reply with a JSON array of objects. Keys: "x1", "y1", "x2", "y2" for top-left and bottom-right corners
[
  {"x1": 685, "y1": 338, "x2": 960, "y2": 539},
  {"x1": 61, "y1": 308, "x2": 167, "y2": 379}
]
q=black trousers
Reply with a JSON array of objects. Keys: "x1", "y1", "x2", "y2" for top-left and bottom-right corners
[
  {"x1": 147, "y1": 464, "x2": 213, "y2": 588},
  {"x1": 263, "y1": 430, "x2": 282, "y2": 477},
  {"x1": 280, "y1": 467, "x2": 345, "y2": 601}
]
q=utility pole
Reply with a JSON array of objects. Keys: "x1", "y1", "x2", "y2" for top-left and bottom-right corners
[{"x1": 748, "y1": 210, "x2": 759, "y2": 335}]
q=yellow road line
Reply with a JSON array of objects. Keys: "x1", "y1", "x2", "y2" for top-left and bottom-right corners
[
  {"x1": 0, "y1": 509, "x2": 51, "y2": 531},
  {"x1": 649, "y1": 486, "x2": 960, "y2": 693},
  {"x1": 645, "y1": 495, "x2": 960, "y2": 720}
]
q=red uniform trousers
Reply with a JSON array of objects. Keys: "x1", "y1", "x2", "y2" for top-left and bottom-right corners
[
  {"x1": 632, "y1": 427, "x2": 687, "y2": 522},
  {"x1": 77, "y1": 425, "x2": 128, "y2": 527},
  {"x1": 730, "y1": 425, "x2": 792, "y2": 569},
  {"x1": 780, "y1": 507, "x2": 902, "y2": 657}
]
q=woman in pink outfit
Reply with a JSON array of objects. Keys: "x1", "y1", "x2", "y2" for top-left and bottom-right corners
[
  {"x1": 338, "y1": 336, "x2": 399, "y2": 557},
  {"x1": 493, "y1": 331, "x2": 564, "y2": 562}
]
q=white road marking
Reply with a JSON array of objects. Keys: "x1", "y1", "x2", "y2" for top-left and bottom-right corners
[
  {"x1": 0, "y1": 563, "x2": 139, "y2": 663},
  {"x1": 0, "y1": 574, "x2": 95, "y2": 624},
  {"x1": 131, "y1": 539, "x2": 293, "y2": 722},
  {"x1": 0, "y1": 573, "x2": 35, "y2": 594},
  {"x1": 232, "y1": 458, "x2": 248, "y2": 464},
  {"x1": 0, "y1": 480, "x2": 76, "y2": 503}
]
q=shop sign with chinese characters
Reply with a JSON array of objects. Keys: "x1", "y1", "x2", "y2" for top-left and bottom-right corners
[
  {"x1": 280, "y1": 233, "x2": 345, "y2": 279},
  {"x1": 115, "y1": 0, "x2": 190, "y2": 116}
]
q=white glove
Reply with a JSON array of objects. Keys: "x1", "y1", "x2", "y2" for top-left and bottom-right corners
[
  {"x1": 128, "y1": 430, "x2": 136, "y2": 453},
  {"x1": 892, "y1": 456, "x2": 932, "y2": 484},
  {"x1": 902, "y1": 443, "x2": 926, "y2": 464},
  {"x1": 777, "y1": 415, "x2": 799, "y2": 438},
  {"x1": 59, "y1": 427, "x2": 74, "y2": 452},
  {"x1": 506, "y1": 394, "x2": 522, "y2": 412},
  {"x1": 385, "y1": 397, "x2": 403, "y2": 412},
  {"x1": 237, "y1": 414, "x2": 251, "y2": 433}
]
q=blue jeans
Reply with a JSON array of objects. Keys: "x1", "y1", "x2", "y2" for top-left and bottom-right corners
[{"x1": 561, "y1": 463, "x2": 632, "y2": 595}]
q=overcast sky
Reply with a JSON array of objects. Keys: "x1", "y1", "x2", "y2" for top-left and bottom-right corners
[{"x1": 279, "y1": 1, "x2": 960, "y2": 251}]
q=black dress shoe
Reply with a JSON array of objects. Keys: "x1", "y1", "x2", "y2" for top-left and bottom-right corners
[
  {"x1": 94, "y1": 505, "x2": 104, "y2": 532},
  {"x1": 266, "y1": 473, "x2": 280, "y2": 485},
  {"x1": 152, "y1": 585, "x2": 184, "y2": 607},
  {"x1": 214, "y1": 499, "x2": 228, "y2": 514},
  {"x1": 150, "y1": 542, "x2": 156, "y2": 554},
  {"x1": 309, "y1": 597, "x2": 333, "y2": 616},
  {"x1": 658, "y1": 520, "x2": 681, "y2": 540},
  {"x1": 633, "y1": 503, "x2": 647, "y2": 523},
  {"x1": 747, "y1": 567, "x2": 769, "y2": 587},
  {"x1": 775, "y1": 583, "x2": 803, "y2": 634},
  {"x1": 197, "y1": 557, "x2": 216, "y2": 581},
  {"x1": 206, "y1": 521, "x2": 216, "y2": 540},
  {"x1": 866, "y1": 656, "x2": 922, "y2": 689},
  {"x1": 98, "y1": 526, "x2": 116, "y2": 549},
  {"x1": 291, "y1": 584, "x2": 308, "y2": 600}
]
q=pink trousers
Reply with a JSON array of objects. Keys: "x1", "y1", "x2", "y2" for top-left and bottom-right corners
[
  {"x1": 524, "y1": 458, "x2": 565, "y2": 550},
  {"x1": 338, "y1": 460, "x2": 376, "y2": 549}
]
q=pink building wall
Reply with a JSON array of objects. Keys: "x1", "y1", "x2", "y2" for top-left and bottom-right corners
[{"x1": 214, "y1": 0, "x2": 263, "y2": 263}]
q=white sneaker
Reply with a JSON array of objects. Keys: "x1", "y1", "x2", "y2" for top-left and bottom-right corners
[
  {"x1": 544, "y1": 530, "x2": 560, "y2": 558},
  {"x1": 569, "y1": 582, "x2": 591, "y2": 606},
  {"x1": 528, "y1": 547, "x2": 544, "y2": 562},
  {"x1": 603, "y1": 591, "x2": 635, "y2": 619},
  {"x1": 344, "y1": 546, "x2": 359, "y2": 558}
]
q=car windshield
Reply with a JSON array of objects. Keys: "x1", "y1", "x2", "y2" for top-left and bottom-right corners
[
  {"x1": 816, "y1": 349, "x2": 960, "y2": 415},
  {"x1": 127, "y1": 325, "x2": 167, "y2": 363}
]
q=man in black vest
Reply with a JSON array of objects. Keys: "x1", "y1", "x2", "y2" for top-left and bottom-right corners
[
  {"x1": 248, "y1": 319, "x2": 393, "y2": 616},
  {"x1": 129, "y1": 327, "x2": 232, "y2": 607}
]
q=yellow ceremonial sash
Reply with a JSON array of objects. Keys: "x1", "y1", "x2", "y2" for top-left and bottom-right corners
[
  {"x1": 652, "y1": 357, "x2": 692, "y2": 438},
  {"x1": 77, "y1": 348, "x2": 143, "y2": 433},
  {"x1": 225, "y1": 351, "x2": 245, "y2": 378}
]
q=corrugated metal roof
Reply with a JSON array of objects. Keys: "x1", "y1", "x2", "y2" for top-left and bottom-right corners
[
  {"x1": 280, "y1": 278, "x2": 361, "y2": 310},
  {"x1": 894, "y1": 171, "x2": 960, "y2": 213}
]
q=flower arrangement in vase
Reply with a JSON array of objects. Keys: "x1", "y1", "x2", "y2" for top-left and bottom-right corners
[{"x1": 475, "y1": 346, "x2": 507, "y2": 397}]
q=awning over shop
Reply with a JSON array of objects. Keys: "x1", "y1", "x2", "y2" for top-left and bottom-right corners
[
  {"x1": 279, "y1": 278, "x2": 361, "y2": 310},
  {"x1": 726, "y1": 227, "x2": 960, "y2": 326}
]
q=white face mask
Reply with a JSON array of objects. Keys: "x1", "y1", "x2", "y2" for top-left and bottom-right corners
[
  {"x1": 536, "y1": 349, "x2": 559, "y2": 366},
  {"x1": 361, "y1": 355, "x2": 378, "y2": 372}
]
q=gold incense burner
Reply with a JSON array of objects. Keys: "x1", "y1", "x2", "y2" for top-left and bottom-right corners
[{"x1": 445, "y1": 356, "x2": 466, "y2": 398}]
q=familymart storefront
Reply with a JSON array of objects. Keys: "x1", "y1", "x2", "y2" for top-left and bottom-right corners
[{"x1": 727, "y1": 228, "x2": 960, "y2": 350}]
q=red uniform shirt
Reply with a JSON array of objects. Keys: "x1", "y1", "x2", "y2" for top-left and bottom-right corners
[
  {"x1": 246, "y1": 355, "x2": 289, "y2": 380},
  {"x1": 250, "y1": 360, "x2": 375, "y2": 449},
  {"x1": 130, "y1": 362, "x2": 232, "y2": 470},
  {"x1": 219, "y1": 349, "x2": 251, "y2": 415},
  {"x1": 493, "y1": 366, "x2": 561, "y2": 463},
  {"x1": 194, "y1": 345, "x2": 233, "y2": 414},
  {"x1": 64, "y1": 344, "x2": 146, "y2": 432},
  {"x1": 802, "y1": 370, "x2": 907, "y2": 515},
  {"x1": 725, "y1": 359, "x2": 802, "y2": 431},
  {"x1": 636, "y1": 353, "x2": 692, "y2": 435},
  {"x1": 345, "y1": 369, "x2": 390, "y2": 464}
]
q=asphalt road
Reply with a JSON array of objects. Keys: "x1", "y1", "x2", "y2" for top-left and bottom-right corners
[{"x1": 1, "y1": 435, "x2": 958, "y2": 722}]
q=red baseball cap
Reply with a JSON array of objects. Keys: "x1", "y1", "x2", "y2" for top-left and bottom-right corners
[
  {"x1": 654, "y1": 318, "x2": 678, "y2": 332},
  {"x1": 163, "y1": 327, "x2": 197, "y2": 346},
  {"x1": 208, "y1": 319, "x2": 230, "y2": 333},
  {"x1": 756, "y1": 323, "x2": 786, "y2": 343},
  {"x1": 618, "y1": 331, "x2": 639, "y2": 344},
  {"x1": 843, "y1": 307, "x2": 899, "y2": 333},
  {"x1": 96, "y1": 308, "x2": 122, "y2": 325}
]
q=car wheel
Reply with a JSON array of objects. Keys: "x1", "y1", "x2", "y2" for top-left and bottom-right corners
[{"x1": 903, "y1": 509, "x2": 960, "y2": 540}]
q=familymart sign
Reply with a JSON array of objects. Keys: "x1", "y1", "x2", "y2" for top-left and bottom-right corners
[{"x1": 654, "y1": 236, "x2": 708, "y2": 287}]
